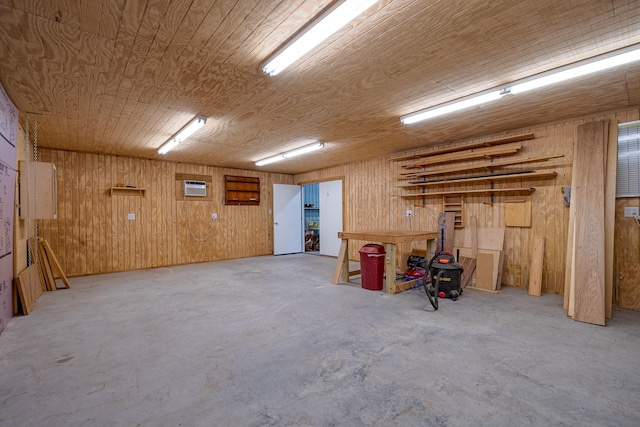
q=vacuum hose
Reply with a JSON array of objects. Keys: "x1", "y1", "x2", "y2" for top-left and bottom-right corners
[{"x1": 424, "y1": 252, "x2": 441, "y2": 310}]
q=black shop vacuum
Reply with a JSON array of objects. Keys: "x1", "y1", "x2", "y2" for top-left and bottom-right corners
[{"x1": 424, "y1": 251, "x2": 464, "y2": 310}]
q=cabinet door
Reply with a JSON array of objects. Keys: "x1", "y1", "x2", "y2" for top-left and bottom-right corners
[
  {"x1": 319, "y1": 180, "x2": 343, "y2": 257},
  {"x1": 273, "y1": 184, "x2": 302, "y2": 255}
]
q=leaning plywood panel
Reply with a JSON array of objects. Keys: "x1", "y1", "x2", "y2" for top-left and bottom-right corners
[
  {"x1": 572, "y1": 121, "x2": 607, "y2": 326},
  {"x1": 476, "y1": 253, "x2": 495, "y2": 291}
]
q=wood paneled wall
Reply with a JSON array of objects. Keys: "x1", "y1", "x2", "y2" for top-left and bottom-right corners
[
  {"x1": 615, "y1": 198, "x2": 640, "y2": 310},
  {"x1": 36, "y1": 150, "x2": 293, "y2": 277},
  {"x1": 295, "y1": 107, "x2": 640, "y2": 295}
]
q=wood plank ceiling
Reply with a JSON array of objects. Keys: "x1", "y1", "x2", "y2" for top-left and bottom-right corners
[{"x1": 0, "y1": 0, "x2": 639, "y2": 174}]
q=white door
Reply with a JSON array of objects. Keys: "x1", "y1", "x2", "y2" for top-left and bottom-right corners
[
  {"x1": 273, "y1": 184, "x2": 303, "y2": 255},
  {"x1": 319, "y1": 180, "x2": 343, "y2": 256}
]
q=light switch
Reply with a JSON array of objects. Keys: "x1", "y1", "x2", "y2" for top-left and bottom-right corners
[{"x1": 128, "y1": 213, "x2": 135, "y2": 220}]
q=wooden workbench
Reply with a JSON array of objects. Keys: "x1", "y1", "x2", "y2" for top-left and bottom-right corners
[{"x1": 332, "y1": 230, "x2": 438, "y2": 294}]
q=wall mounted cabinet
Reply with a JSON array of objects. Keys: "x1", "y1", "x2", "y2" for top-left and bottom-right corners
[{"x1": 225, "y1": 175, "x2": 260, "y2": 205}]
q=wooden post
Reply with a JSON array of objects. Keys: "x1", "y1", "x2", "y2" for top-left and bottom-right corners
[
  {"x1": 384, "y1": 243, "x2": 397, "y2": 294},
  {"x1": 333, "y1": 239, "x2": 349, "y2": 284}
]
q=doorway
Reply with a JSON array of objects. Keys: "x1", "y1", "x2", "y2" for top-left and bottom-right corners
[
  {"x1": 303, "y1": 184, "x2": 320, "y2": 253},
  {"x1": 303, "y1": 180, "x2": 343, "y2": 256},
  {"x1": 273, "y1": 180, "x2": 343, "y2": 257}
]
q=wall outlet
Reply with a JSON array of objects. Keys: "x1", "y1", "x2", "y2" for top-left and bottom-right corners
[
  {"x1": 406, "y1": 209, "x2": 413, "y2": 217},
  {"x1": 211, "y1": 213, "x2": 217, "y2": 220},
  {"x1": 127, "y1": 213, "x2": 135, "y2": 220},
  {"x1": 623, "y1": 207, "x2": 639, "y2": 217}
]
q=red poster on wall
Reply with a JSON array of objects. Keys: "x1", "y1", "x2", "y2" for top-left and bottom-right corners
[{"x1": 0, "y1": 83, "x2": 18, "y2": 334}]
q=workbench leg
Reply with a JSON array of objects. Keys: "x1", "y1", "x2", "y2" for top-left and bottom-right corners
[
  {"x1": 384, "y1": 243, "x2": 397, "y2": 294},
  {"x1": 332, "y1": 239, "x2": 349, "y2": 284}
]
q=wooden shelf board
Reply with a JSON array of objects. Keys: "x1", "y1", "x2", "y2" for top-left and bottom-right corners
[
  {"x1": 398, "y1": 171, "x2": 557, "y2": 188},
  {"x1": 401, "y1": 143, "x2": 522, "y2": 169},
  {"x1": 401, "y1": 187, "x2": 536, "y2": 198},
  {"x1": 399, "y1": 155, "x2": 563, "y2": 178},
  {"x1": 391, "y1": 133, "x2": 535, "y2": 162},
  {"x1": 110, "y1": 187, "x2": 146, "y2": 196},
  {"x1": 406, "y1": 169, "x2": 535, "y2": 184}
]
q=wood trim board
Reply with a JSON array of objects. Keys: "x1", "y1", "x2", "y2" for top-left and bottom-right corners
[
  {"x1": 392, "y1": 133, "x2": 536, "y2": 162},
  {"x1": 528, "y1": 236, "x2": 545, "y2": 296}
]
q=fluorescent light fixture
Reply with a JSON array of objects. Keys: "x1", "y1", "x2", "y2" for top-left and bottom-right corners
[
  {"x1": 511, "y1": 45, "x2": 640, "y2": 94},
  {"x1": 401, "y1": 44, "x2": 640, "y2": 125},
  {"x1": 256, "y1": 141, "x2": 324, "y2": 166},
  {"x1": 262, "y1": 0, "x2": 379, "y2": 76},
  {"x1": 158, "y1": 115, "x2": 207, "y2": 155},
  {"x1": 401, "y1": 91, "x2": 504, "y2": 125}
]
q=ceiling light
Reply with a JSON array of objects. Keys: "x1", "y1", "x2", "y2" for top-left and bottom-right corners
[
  {"x1": 256, "y1": 141, "x2": 324, "y2": 166},
  {"x1": 401, "y1": 91, "x2": 504, "y2": 125},
  {"x1": 158, "y1": 115, "x2": 207, "y2": 155},
  {"x1": 262, "y1": 0, "x2": 379, "y2": 76},
  {"x1": 511, "y1": 45, "x2": 640, "y2": 94},
  {"x1": 401, "y1": 44, "x2": 640, "y2": 125}
]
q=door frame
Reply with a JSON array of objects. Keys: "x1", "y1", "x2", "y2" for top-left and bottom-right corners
[{"x1": 297, "y1": 176, "x2": 345, "y2": 255}]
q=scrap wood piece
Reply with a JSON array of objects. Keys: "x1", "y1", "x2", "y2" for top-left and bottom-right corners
[
  {"x1": 15, "y1": 264, "x2": 42, "y2": 315},
  {"x1": 392, "y1": 278, "x2": 424, "y2": 294},
  {"x1": 466, "y1": 287, "x2": 499, "y2": 294},
  {"x1": 38, "y1": 240, "x2": 56, "y2": 291},
  {"x1": 41, "y1": 240, "x2": 70, "y2": 289},
  {"x1": 459, "y1": 256, "x2": 476, "y2": 288}
]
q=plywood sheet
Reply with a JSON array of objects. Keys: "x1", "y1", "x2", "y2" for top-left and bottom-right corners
[
  {"x1": 476, "y1": 253, "x2": 494, "y2": 290},
  {"x1": 455, "y1": 247, "x2": 502, "y2": 290},
  {"x1": 454, "y1": 228, "x2": 505, "y2": 251},
  {"x1": 572, "y1": 121, "x2": 607, "y2": 326},
  {"x1": 15, "y1": 264, "x2": 43, "y2": 315},
  {"x1": 505, "y1": 196, "x2": 531, "y2": 227}
]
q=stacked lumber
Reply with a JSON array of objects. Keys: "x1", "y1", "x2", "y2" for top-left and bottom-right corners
[
  {"x1": 564, "y1": 121, "x2": 615, "y2": 326},
  {"x1": 14, "y1": 238, "x2": 69, "y2": 315}
]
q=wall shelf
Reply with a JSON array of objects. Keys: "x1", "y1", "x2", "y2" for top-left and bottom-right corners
[
  {"x1": 225, "y1": 175, "x2": 260, "y2": 205},
  {"x1": 110, "y1": 187, "x2": 145, "y2": 196},
  {"x1": 392, "y1": 133, "x2": 536, "y2": 163},
  {"x1": 400, "y1": 187, "x2": 536, "y2": 198},
  {"x1": 399, "y1": 171, "x2": 557, "y2": 188}
]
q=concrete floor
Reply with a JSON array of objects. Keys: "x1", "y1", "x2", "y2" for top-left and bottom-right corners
[{"x1": 1, "y1": 254, "x2": 639, "y2": 427}]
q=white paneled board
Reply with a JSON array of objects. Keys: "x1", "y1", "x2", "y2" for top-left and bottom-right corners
[{"x1": 0, "y1": 83, "x2": 18, "y2": 334}]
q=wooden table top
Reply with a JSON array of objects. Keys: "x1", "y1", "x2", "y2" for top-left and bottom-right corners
[{"x1": 338, "y1": 230, "x2": 438, "y2": 244}]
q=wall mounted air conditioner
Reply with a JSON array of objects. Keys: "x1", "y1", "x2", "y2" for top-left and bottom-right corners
[{"x1": 184, "y1": 180, "x2": 206, "y2": 197}]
